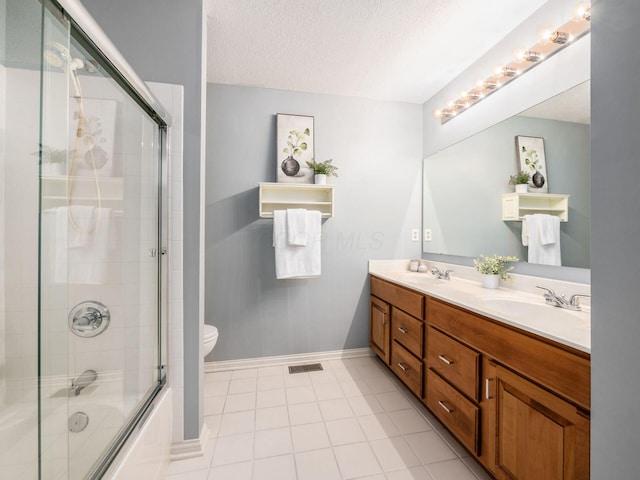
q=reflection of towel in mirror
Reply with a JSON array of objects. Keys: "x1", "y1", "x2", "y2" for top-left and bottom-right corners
[
  {"x1": 273, "y1": 209, "x2": 321, "y2": 279},
  {"x1": 54, "y1": 206, "x2": 112, "y2": 284},
  {"x1": 522, "y1": 214, "x2": 561, "y2": 266}
]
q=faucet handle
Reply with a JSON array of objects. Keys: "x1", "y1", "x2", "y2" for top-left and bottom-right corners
[
  {"x1": 536, "y1": 285, "x2": 556, "y2": 296},
  {"x1": 443, "y1": 269, "x2": 453, "y2": 280},
  {"x1": 569, "y1": 293, "x2": 590, "y2": 307}
]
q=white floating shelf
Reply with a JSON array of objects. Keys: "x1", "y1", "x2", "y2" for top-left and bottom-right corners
[
  {"x1": 502, "y1": 193, "x2": 569, "y2": 222},
  {"x1": 259, "y1": 182, "x2": 335, "y2": 218}
]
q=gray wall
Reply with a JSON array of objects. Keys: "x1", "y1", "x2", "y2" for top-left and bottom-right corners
[
  {"x1": 423, "y1": 115, "x2": 590, "y2": 268},
  {"x1": 591, "y1": 0, "x2": 640, "y2": 477},
  {"x1": 81, "y1": 0, "x2": 205, "y2": 440},
  {"x1": 206, "y1": 83, "x2": 423, "y2": 361}
]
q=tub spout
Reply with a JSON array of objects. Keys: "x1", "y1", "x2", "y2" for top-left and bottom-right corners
[{"x1": 68, "y1": 369, "x2": 97, "y2": 397}]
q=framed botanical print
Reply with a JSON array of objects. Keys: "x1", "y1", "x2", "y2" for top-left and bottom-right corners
[
  {"x1": 276, "y1": 113, "x2": 314, "y2": 183},
  {"x1": 515, "y1": 135, "x2": 548, "y2": 193}
]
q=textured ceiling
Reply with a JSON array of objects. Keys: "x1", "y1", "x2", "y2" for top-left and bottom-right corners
[{"x1": 206, "y1": 0, "x2": 549, "y2": 104}]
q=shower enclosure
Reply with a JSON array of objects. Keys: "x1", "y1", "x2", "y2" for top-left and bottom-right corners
[{"x1": 1, "y1": 0, "x2": 169, "y2": 478}]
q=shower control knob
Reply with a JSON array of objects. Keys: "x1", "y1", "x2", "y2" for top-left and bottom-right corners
[{"x1": 69, "y1": 301, "x2": 110, "y2": 338}]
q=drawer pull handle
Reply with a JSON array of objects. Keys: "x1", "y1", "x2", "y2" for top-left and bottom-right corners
[
  {"x1": 397, "y1": 362, "x2": 408, "y2": 372},
  {"x1": 485, "y1": 378, "x2": 494, "y2": 400},
  {"x1": 438, "y1": 355, "x2": 454, "y2": 366},
  {"x1": 397, "y1": 327, "x2": 407, "y2": 334},
  {"x1": 381, "y1": 313, "x2": 386, "y2": 325},
  {"x1": 438, "y1": 400, "x2": 453, "y2": 414}
]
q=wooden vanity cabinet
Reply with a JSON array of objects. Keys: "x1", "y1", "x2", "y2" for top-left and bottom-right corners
[
  {"x1": 370, "y1": 295, "x2": 390, "y2": 363},
  {"x1": 369, "y1": 276, "x2": 590, "y2": 480},
  {"x1": 491, "y1": 364, "x2": 590, "y2": 480},
  {"x1": 428, "y1": 298, "x2": 590, "y2": 480},
  {"x1": 369, "y1": 275, "x2": 424, "y2": 397}
]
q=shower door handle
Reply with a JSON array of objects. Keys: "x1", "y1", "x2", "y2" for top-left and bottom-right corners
[{"x1": 69, "y1": 301, "x2": 110, "y2": 337}]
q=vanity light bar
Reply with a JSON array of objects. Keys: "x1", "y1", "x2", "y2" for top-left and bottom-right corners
[{"x1": 435, "y1": 4, "x2": 591, "y2": 125}]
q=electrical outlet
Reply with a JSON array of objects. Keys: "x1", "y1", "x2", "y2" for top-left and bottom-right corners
[
  {"x1": 424, "y1": 229, "x2": 432, "y2": 241},
  {"x1": 411, "y1": 229, "x2": 420, "y2": 242}
]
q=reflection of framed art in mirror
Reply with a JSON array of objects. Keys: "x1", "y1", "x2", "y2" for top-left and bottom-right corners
[{"x1": 515, "y1": 135, "x2": 548, "y2": 193}]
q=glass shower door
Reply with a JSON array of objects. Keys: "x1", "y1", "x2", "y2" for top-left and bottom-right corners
[
  {"x1": 39, "y1": 2, "x2": 167, "y2": 478},
  {"x1": 2, "y1": 1, "x2": 168, "y2": 478},
  {"x1": 0, "y1": 1, "x2": 44, "y2": 478}
]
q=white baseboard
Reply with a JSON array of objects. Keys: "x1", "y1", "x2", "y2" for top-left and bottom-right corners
[
  {"x1": 169, "y1": 423, "x2": 210, "y2": 461},
  {"x1": 204, "y1": 347, "x2": 374, "y2": 373}
]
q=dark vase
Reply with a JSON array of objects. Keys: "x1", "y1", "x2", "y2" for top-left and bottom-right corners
[
  {"x1": 532, "y1": 170, "x2": 545, "y2": 188},
  {"x1": 281, "y1": 156, "x2": 300, "y2": 177}
]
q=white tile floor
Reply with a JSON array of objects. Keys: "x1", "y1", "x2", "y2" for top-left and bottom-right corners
[{"x1": 165, "y1": 355, "x2": 493, "y2": 480}]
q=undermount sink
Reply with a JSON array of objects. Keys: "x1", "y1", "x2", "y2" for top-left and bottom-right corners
[{"x1": 477, "y1": 297, "x2": 590, "y2": 328}]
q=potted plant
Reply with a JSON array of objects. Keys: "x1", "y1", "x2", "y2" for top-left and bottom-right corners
[
  {"x1": 509, "y1": 170, "x2": 530, "y2": 193},
  {"x1": 306, "y1": 158, "x2": 338, "y2": 185},
  {"x1": 473, "y1": 254, "x2": 520, "y2": 288}
]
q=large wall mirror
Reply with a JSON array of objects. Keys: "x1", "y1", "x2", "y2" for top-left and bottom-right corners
[{"x1": 422, "y1": 80, "x2": 590, "y2": 269}]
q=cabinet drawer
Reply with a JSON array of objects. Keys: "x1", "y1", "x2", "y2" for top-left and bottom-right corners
[
  {"x1": 392, "y1": 307, "x2": 423, "y2": 358},
  {"x1": 391, "y1": 342, "x2": 422, "y2": 397},
  {"x1": 426, "y1": 369, "x2": 479, "y2": 456},
  {"x1": 371, "y1": 275, "x2": 424, "y2": 319},
  {"x1": 427, "y1": 327, "x2": 480, "y2": 401}
]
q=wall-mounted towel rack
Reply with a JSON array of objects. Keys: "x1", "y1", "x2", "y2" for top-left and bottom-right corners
[
  {"x1": 259, "y1": 182, "x2": 335, "y2": 218},
  {"x1": 502, "y1": 193, "x2": 569, "y2": 222}
]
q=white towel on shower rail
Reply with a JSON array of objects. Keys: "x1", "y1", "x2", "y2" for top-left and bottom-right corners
[{"x1": 273, "y1": 209, "x2": 321, "y2": 279}]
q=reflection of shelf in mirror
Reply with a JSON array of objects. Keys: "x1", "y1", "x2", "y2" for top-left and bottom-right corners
[
  {"x1": 502, "y1": 193, "x2": 569, "y2": 222},
  {"x1": 259, "y1": 182, "x2": 335, "y2": 218}
]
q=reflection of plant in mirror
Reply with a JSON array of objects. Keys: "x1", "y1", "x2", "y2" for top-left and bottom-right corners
[
  {"x1": 306, "y1": 158, "x2": 338, "y2": 177},
  {"x1": 521, "y1": 146, "x2": 541, "y2": 171},
  {"x1": 508, "y1": 170, "x2": 530, "y2": 185},
  {"x1": 39, "y1": 145, "x2": 68, "y2": 164},
  {"x1": 474, "y1": 254, "x2": 520, "y2": 280},
  {"x1": 283, "y1": 128, "x2": 309, "y2": 159}
]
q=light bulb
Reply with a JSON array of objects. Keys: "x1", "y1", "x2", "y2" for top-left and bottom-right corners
[{"x1": 550, "y1": 31, "x2": 569, "y2": 44}]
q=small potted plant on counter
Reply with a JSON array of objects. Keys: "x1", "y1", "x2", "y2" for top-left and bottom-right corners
[
  {"x1": 509, "y1": 170, "x2": 531, "y2": 193},
  {"x1": 473, "y1": 254, "x2": 520, "y2": 289},
  {"x1": 306, "y1": 158, "x2": 338, "y2": 185}
]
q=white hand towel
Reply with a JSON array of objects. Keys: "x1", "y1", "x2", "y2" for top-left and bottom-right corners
[
  {"x1": 538, "y1": 213, "x2": 558, "y2": 245},
  {"x1": 274, "y1": 210, "x2": 321, "y2": 279},
  {"x1": 54, "y1": 207, "x2": 112, "y2": 284},
  {"x1": 287, "y1": 208, "x2": 308, "y2": 246},
  {"x1": 522, "y1": 214, "x2": 561, "y2": 266},
  {"x1": 67, "y1": 206, "x2": 97, "y2": 248}
]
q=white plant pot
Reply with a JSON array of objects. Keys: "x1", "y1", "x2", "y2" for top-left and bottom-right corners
[
  {"x1": 515, "y1": 184, "x2": 528, "y2": 193},
  {"x1": 314, "y1": 174, "x2": 327, "y2": 185},
  {"x1": 481, "y1": 274, "x2": 500, "y2": 289}
]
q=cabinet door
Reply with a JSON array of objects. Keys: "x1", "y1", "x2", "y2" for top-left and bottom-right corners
[
  {"x1": 370, "y1": 296, "x2": 390, "y2": 364},
  {"x1": 493, "y1": 365, "x2": 590, "y2": 480}
]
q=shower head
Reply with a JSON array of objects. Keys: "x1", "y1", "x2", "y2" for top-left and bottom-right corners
[{"x1": 43, "y1": 41, "x2": 97, "y2": 73}]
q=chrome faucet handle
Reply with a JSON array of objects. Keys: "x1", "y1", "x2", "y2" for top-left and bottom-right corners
[
  {"x1": 431, "y1": 267, "x2": 441, "y2": 277},
  {"x1": 569, "y1": 293, "x2": 590, "y2": 307},
  {"x1": 536, "y1": 285, "x2": 569, "y2": 306},
  {"x1": 536, "y1": 285, "x2": 556, "y2": 296},
  {"x1": 443, "y1": 269, "x2": 453, "y2": 280}
]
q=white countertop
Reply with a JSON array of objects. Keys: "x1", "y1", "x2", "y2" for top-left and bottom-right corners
[{"x1": 369, "y1": 260, "x2": 591, "y2": 353}]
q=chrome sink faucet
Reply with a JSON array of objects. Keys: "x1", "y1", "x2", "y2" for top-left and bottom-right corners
[
  {"x1": 536, "y1": 286, "x2": 590, "y2": 311},
  {"x1": 431, "y1": 267, "x2": 453, "y2": 280}
]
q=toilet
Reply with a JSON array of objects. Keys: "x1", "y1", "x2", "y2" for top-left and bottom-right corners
[{"x1": 203, "y1": 325, "x2": 219, "y2": 357}]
